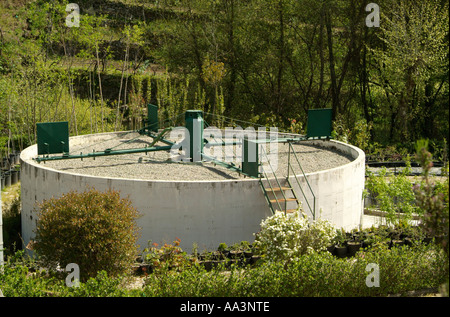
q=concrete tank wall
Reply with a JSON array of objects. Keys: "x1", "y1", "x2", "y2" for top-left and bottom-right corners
[
  {"x1": 20, "y1": 133, "x2": 365, "y2": 252},
  {"x1": 286, "y1": 140, "x2": 366, "y2": 229}
]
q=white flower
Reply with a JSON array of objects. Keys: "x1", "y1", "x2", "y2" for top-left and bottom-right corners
[{"x1": 255, "y1": 210, "x2": 336, "y2": 262}]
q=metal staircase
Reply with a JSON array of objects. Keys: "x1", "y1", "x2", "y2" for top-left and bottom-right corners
[
  {"x1": 259, "y1": 142, "x2": 316, "y2": 219},
  {"x1": 259, "y1": 144, "x2": 300, "y2": 215},
  {"x1": 260, "y1": 180, "x2": 301, "y2": 215}
]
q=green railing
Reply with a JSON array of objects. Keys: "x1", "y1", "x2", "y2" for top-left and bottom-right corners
[
  {"x1": 287, "y1": 142, "x2": 316, "y2": 219},
  {"x1": 259, "y1": 145, "x2": 289, "y2": 215}
]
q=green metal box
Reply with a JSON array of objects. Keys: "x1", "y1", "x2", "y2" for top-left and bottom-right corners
[
  {"x1": 307, "y1": 108, "x2": 333, "y2": 139},
  {"x1": 242, "y1": 138, "x2": 260, "y2": 178},
  {"x1": 36, "y1": 121, "x2": 69, "y2": 155}
]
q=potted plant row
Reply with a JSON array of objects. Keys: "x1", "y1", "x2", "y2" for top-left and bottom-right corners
[
  {"x1": 328, "y1": 224, "x2": 440, "y2": 259},
  {"x1": 197, "y1": 241, "x2": 262, "y2": 271}
]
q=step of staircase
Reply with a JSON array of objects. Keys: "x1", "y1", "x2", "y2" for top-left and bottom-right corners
[
  {"x1": 269, "y1": 198, "x2": 298, "y2": 204},
  {"x1": 264, "y1": 186, "x2": 292, "y2": 192},
  {"x1": 273, "y1": 208, "x2": 298, "y2": 214}
]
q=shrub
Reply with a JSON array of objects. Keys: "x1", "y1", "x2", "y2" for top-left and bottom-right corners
[
  {"x1": 142, "y1": 238, "x2": 191, "y2": 273},
  {"x1": 365, "y1": 158, "x2": 420, "y2": 227},
  {"x1": 1, "y1": 243, "x2": 448, "y2": 297},
  {"x1": 414, "y1": 141, "x2": 449, "y2": 254},
  {"x1": 0, "y1": 251, "x2": 130, "y2": 297},
  {"x1": 254, "y1": 211, "x2": 335, "y2": 263},
  {"x1": 413, "y1": 141, "x2": 449, "y2": 293},
  {"x1": 0, "y1": 251, "x2": 60, "y2": 297},
  {"x1": 64, "y1": 271, "x2": 129, "y2": 297},
  {"x1": 139, "y1": 242, "x2": 448, "y2": 297},
  {"x1": 1, "y1": 190, "x2": 22, "y2": 256},
  {"x1": 33, "y1": 188, "x2": 141, "y2": 281}
]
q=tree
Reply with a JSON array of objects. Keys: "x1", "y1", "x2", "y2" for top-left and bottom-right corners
[{"x1": 369, "y1": 0, "x2": 449, "y2": 143}]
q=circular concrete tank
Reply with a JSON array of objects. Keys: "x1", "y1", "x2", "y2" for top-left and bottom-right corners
[{"x1": 20, "y1": 131, "x2": 365, "y2": 252}]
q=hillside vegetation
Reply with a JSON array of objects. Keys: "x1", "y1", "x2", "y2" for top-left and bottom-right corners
[{"x1": 0, "y1": 0, "x2": 448, "y2": 159}]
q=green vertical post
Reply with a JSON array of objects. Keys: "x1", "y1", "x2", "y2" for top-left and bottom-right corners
[
  {"x1": 242, "y1": 138, "x2": 260, "y2": 178},
  {"x1": 148, "y1": 104, "x2": 159, "y2": 133},
  {"x1": 185, "y1": 110, "x2": 204, "y2": 162}
]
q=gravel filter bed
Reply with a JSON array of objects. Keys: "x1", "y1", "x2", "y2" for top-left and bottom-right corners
[{"x1": 42, "y1": 132, "x2": 353, "y2": 181}]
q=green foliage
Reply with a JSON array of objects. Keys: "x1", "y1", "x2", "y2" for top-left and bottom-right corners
[
  {"x1": 141, "y1": 243, "x2": 448, "y2": 297},
  {"x1": 332, "y1": 114, "x2": 351, "y2": 143},
  {"x1": 142, "y1": 238, "x2": 192, "y2": 273},
  {"x1": 64, "y1": 271, "x2": 129, "y2": 297},
  {"x1": 1, "y1": 0, "x2": 449, "y2": 298},
  {"x1": 369, "y1": 0, "x2": 449, "y2": 143},
  {"x1": 332, "y1": 228, "x2": 347, "y2": 247},
  {"x1": 350, "y1": 119, "x2": 373, "y2": 151},
  {"x1": 413, "y1": 141, "x2": 449, "y2": 255},
  {"x1": 366, "y1": 158, "x2": 420, "y2": 226},
  {"x1": 332, "y1": 116, "x2": 373, "y2": 151},
  {"x1": 1, "y1": 233, "x2": 448, "y2": 297},
  {"x1": 1, "y1": 189, "x2": 22, "y2": 256},
  {"x1": 33, "y1": 188, "x2": 141, "y2": 281},
  {"x1": 0, "y1": 251, "x2": 61, "y2": 297},
  {"x1": 1, "y1": 0, "x2": 449, "y2": 153},
  {"x1": 0, "y1": 251, "x2": 130, "y2": 297},
  {"x1": 217, "y1": 243, "x2": 228, "y2": 252}
]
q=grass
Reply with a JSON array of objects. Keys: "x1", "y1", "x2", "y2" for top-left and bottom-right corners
[{"x1": 1, "y1": 182, "x2": 21, "y2": 206}]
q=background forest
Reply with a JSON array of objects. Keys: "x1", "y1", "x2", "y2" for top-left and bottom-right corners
[{"x1": 0, "y1": 0, "x2": 448, "y2": 160}]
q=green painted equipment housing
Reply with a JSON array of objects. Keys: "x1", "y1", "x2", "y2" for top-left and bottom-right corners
[
  {"x1": 147, "y1": 104, "x2": 159, "y2": 132},
  {"x1": 185, "y1": 110, "x2": 204, "y2": 162},
  {"x1": 242, "y1": 138, "x2": 263, "y2": 178},
  {"x1": 306, "y1": 108, "x2": 332, "y2": 139},
  {"x1": 36, "y1": 121, "x2": 69, "y2": 155}
]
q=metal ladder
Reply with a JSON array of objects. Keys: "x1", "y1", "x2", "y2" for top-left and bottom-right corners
[
  {"x1": 259, "y1": 145, "x2": 301, "y2": 215},
  {"x1": 286, "y1": 142, "x2": 316, "y2": 219},
  {"x1": 259, "y1": 142, "x2": 316, "y2": 219}
]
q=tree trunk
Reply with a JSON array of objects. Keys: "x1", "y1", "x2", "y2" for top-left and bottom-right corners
[
  {"x1": 276, "y1": 0, "x2": 285, "y2": 115},
  {"x1": 317, "y1": 11, "x2": 325, "y2": 109},
  {"x1": 225, "y1": 0, "x2": 236, "y2": 114},
  {"x1": 325, "y1": 9, "x2": 339, "y2": 121},
  {"x1": 95, "y1": 44, "x2": 104, "y2": 132}
]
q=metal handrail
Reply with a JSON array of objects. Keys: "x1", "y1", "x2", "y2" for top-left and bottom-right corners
[
  {"x1": 261, "y1": 167, "x2": 283, "y2": 213},
  {"x1": 287, "y1": 142, "x2": 316, "y2": 219},
  {"x1": 260, "y1": 145, "x2": 289, "y2": 214},
  {"x1": 259, "y1": 179, "x2": 275, "y2": 215}
]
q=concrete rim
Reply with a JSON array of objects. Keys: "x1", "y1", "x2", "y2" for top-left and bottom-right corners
[{"x1": 20, "y1": 131, "x2": 363, "y2": 184}]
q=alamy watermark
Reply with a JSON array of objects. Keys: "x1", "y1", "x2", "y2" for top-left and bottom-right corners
[
  {"x1": 168, "y1": 125, "x2": 279, "y2": 174},
  {"x1": 65, "y1": 2, "x2": 380, "y2": 29},
  {"x1": 65, "y1": 263, "x2": 80, "y2": 288},
  {"x1": 366, "y1": 3, "x2": 380, "y2": 27},
  {"x1": 365, "y1": 263, "x2": 380, "y2": 288},
  {"x1": 65, "y1": 3, "x2": 80, "y2": 28}
]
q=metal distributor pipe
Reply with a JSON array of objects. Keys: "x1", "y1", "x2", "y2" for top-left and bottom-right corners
[{"x1": 34, "y1": 145, "x2": 174, "y2": 163}]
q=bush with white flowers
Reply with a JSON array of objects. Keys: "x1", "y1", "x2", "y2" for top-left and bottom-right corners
[{"x1": 254, "y1": 211, "x2": 336, "y2": 263}]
